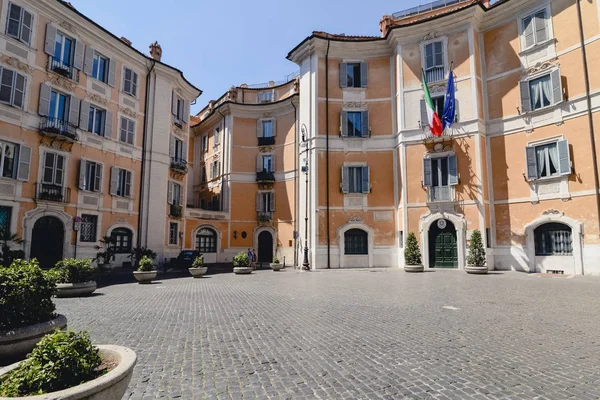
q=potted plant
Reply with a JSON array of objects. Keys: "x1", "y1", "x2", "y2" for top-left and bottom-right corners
[
  {"x1": 233, "y1": 252, "x2": 253, "y2": 274},
  {"x1": 465, "y1": 229, "x2": 488, "y2": 275},
  {"x1": 404, "y1": 232, "x2": 424, "y2": 273},
  {"x1": 50, "y1": 258, "x2": 97, "y2": 298},
  {"x1": 133, "y1": 256, "x2": 157, "y2": 284},
  {"x1": 270, "y1": 256, "x2": 284, "y2": 271},
  {"x1": 188, "y1": 255, "x2": 208, "y2": 278},
  {"x1": 129, "y1": 246, "x2": 157, "y2": 269},
  {"x1": 0, "y1": 329, "x2": 136, "y2": 399},
  {"x1": 0, "y1": 259, "x2": 67, "y2": 362},
  {"x1": 95, "y1": 236, "x2": 116, "y2": 271}
]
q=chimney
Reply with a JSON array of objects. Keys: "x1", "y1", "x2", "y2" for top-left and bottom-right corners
[
  {"x1": 120, "y1": 37, "x2": 132, "y2": 46},
  {"x1": 268, "y1": 81, "x2": 275, "y2": 87},
  {"x1": 149, "y1": 41, "x2": 162, "y2": 62},
  {"x1": 240, "y1": 83, "x2": 248, "y2": 88}
]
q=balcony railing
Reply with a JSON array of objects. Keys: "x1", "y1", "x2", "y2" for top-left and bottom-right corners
[
  {"x1": 425, "y1": 66, "x2": 445, "y2": 83},
  {"x1": 49, "y1": 56, "x2": 75, "y2": 80},
  {"x1": 427, "y1": 186, "x2": 455, "y2": 203},
  {"x1": 39, "y1": 117, "x2": 78, "y2": 141},
  {"x1": 170, "y1": 158, "x2": 188, "y2": 173},
  {"x1": 256, "y1": 170, "x2": 275, "y2": 183},
  {"x1": 170, "y1": 204, "x2": 183, "y2": 218},
  {"x1": 258, "y1": 136, "x2": 275, "y2": 146},
  {"x1": 257, "y1": 211, "x2": 273, "y2": 223},
  {"x1": 35, "y1": 183, "x2": 70, "y2": 203}
]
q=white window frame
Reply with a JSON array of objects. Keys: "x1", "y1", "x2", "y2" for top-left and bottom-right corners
[
  {"x1": 201, "y1": 135, "x2": 208, "y2": 153},
  {"x1": 262, "y1": 120, "x2": 274, "y2": 138},
  {"x1": 258, "y1": 91, "x2": 273, "y2": 103},
  {"x1": 5, "y1": 2, "x2": 33, "y2": 45},
  {"x1": 41, "y1": 150, "x2": 66, "y2": 186},
  {"x1": 518, "y1": 5, "x2": 554, "y2": 52},
  {"x1": 526, "y1": 136, "x2": 568, "y2": 181},
  {"x1": 88, "y1": 105, "x2": 105, "y2": 136},
  {"x1": 119, "y1": 116, "x2": 135, "y2": 145},
  {"x1": 91, "y1": 51, "x2": 109, "y2": 83},
  {"x1": 82, "y1": 159, "x2": 103, "y2": 192},
  {"x1": 116, "y1": 168, "x2": 132, "y2": 198},
  {"x1": 0, "y1": 66, "x2": 26, "y2": 109},
  {"x1": 122, "y1": 66, "x2": 138, "y2": 97},
  {"x1": 0, "y1": 140, "x2": 17, "y2": 180},
  {"x1": 420, "y1": 37, "x2": 448, "y2": 83},
  {"x1": 54, "y1": 30, "x2": 74, "y2": 67}
]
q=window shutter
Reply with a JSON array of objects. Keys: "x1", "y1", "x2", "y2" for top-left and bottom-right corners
[
  {"x1": 170, "y1": 136, "x2": 175, "y2": 158},
  {"x1": 183, "y1": 100, "x2": 190, "y2": 122},
  {"x1": 126, "y1": 171, "x2": 133, "y2": 198},
  {"x1": 448, "y1": 155, "x2": 458, "y2": 186},
  {"x1": 44, "y1": 24, "x2": 57, "y2": 56},
  {"x1": 557, "y1": 139, "x2": 571, "y2": 176},
  {"x1": 107, "y1": 59, "x2": 116, "y2": 87},
  {"x1": 519, "y1": 81, "x2": 532, "y2": 113},
  {"x1": 551, "y1": 69, "x2": 563, "y2": 105},
  {"x1": 340, "y1": 111, "x2": 348, "y2": 137},
  {"x1": 256, "y1": 192, "x2": 262, "y2": 212},
  {"x1": 271, "y1": 154, "x2": 276, "y2": 172},
  {"x1": 420, "y1": 99, "x2": 428, "y2": 127},
  {"x1": 73, "y1": 40, "x2": 84, "y2": 70},
  {"x1": 360, "y1": 62, "x2": 368, "y2": 88},
  {"x1": 95, "y1": 164, "x2": 102, "y2": 192},
  {"x1": 171, "y1": 91, "x2": 177, "y2": 116},
  {"x1": 168, "y1": 181, "x2": 173, "y2": 205},
  {"x1": 525, "y1": 146, "x2": 538, "y2": 180},
  {"x1": 339, "y1": 62, "x2": 348, "y2": 88},
  {"x1": 362, "y1": 166, "x2": 370, "y2": 194},
  {"x1": 454, "y1": 99, "x2": 460, "y2": 123},
  {"x1": 79, "y1": 101, "x2": 90, "y2": 129},
  {"x1": 21, "y1": 10, "x2": 32, "y2": 44},
  {"x1": 83, "y1": 46, "x2": 94, "y2": 76},
  {"x1": 183, "y1": 141, "x2": 188, "y2": 162},
  {"x1": 17, "y1": 145, "x2": 31, "y2": 181},
  {"x1": 523, "y1": 16, "x2": 534, "y2": 49},
  {"x1": 272, "y1": 118, "x2": 277, "y2": 137},
  {"x1": 257, "y1": 119, "x2": 263, "y2": 138},
  {"x1": 270, "y1": 192, "x2": 276, "y2": 212},
  {"x1": 109, "y1": 167, "x2": 118, "y2": 195},
  {"x1": 256, "y1": 154, "x2": 263, "y2": 172},
  {"x1": 68, "y1": 97, "x2": 80, "y2": 126},
  {"x1": 423, "y1": 158, "x2": 433, "y2": 187},
  {"x1": 341, "y1": 167, "x2": 349, "y2": 194},
  {"x1": 38, "y1": 83, "x2": 51, "y2": 116},
  {"x1": 535, "y1": 11, "x2": 548, "y2": 44},
  {"x1": 361, "y1": 111, "x2": 369, "y2": 138},
  {"x1": 104, "y1": 110, "x2": 113, "y2": 138},
  {"x1": 78, "y1": 160, "x2": 86, "y2": 189},
  {"x1": 14, "y1": 74, "x2": 25, "y2": 108}
]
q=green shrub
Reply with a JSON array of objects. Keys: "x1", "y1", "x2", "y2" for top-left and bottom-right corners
[
  {"x1": 137, "y1": 256, "x2": 155, "y2": 272},
  {"x1": 467, "y1": 229, "x2": 486, "y2": 267},
  {"x1": 0, "y1": 259, "x2": 56, "y2": 330},
  {"x1": 233, "y1": 252, "x2": 251, "y2": 268},
  {"x1": 50, "y1": 259, "x2": 94, "y2": 284},
  {"x1": 192, "y1": 255, "x2": 204, "y2": 269},
  {"x1": 129, "y1": 246, "x2": 157, "y2": 268},
  {"x1": 272, "y1": 256, "x2": 280, "y2": 264},
  {"x1": 0, "y1": 330, "x2": 103, "y2": 397},
  {"x1": 404, "y1": 232, "x2": 422, "y2": 266}
]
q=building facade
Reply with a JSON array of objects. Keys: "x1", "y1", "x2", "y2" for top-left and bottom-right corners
[{"x1": 288, "y1": 0, "x2": 600, "y2": 275}]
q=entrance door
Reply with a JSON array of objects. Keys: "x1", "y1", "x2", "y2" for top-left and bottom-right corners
[
  {"x1": 31, "y1": 216, "x2": 64, "y2": 269},
  {"x1": 429, "y1": 219, "x2": 458, "y2": 268},
  {"x1": 257, "y1": 231, "x2": 273, "y2": 263}
]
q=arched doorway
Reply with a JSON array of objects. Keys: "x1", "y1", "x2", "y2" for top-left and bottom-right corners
[
  {"x1": 31, "y1": 216, "x2": 64, "y2": 269},
  {"x1": 533, "y1": 222, "x2": 574, "y2": 274},
  {"x1": 257, "y1": 231, "x2": 273, "y2": 263},
  {"x1": 428, "y1": 219, "x2": 457, "y2": 268},
  {"x1": 196, "y1": 227, "x2": 218, "y2": 264}
]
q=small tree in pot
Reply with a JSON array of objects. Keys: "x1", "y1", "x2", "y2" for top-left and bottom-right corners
[
  {"x1": 188, "y1": 255, "x2": 208, "y2": 278},
  {"x1": 404, "y1": 232, "x2": 424, "y2": 273},
  {"x1": 133, "y1": 256, "x2": 157, "y2": 284},
  {"x1": 50, "y1": 258, "x2": 97, "y2": 297},
  {"x1": 270, "y1": 255, "x2": 283, "y2": 271},
  {"x1": 94, "y1": 236, "x2": 116, "y2": 270},
  {"x1": 233, "y1": 252, "x2": 252, "y2": 275},
  {"x1": 466, "y1": 229, "x2": 488, "y2": 275}
]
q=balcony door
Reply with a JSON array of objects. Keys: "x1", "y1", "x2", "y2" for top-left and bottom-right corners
[{"x1": 31, "y1": 216, "x2": 64, "y2": 269}]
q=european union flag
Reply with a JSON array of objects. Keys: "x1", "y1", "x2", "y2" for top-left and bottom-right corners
[{"x1": 442, "y1": 69, "x2": 456, "y2": 130}]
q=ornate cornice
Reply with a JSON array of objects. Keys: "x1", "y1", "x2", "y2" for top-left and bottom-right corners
[
  {"x1": 523, "y1": 60, "x2": 558, "y2": 77},
  {"x1": 118, "y1": 106, "x2": 138, "y2": 119},
  {"x1": 0, "y1": 55, "x2": 34, "y2": 74},
  {"x1": 46, "y1": 75, "x2": 77, "y2": 92},
  {"x1": 423, "y1": 31, "x2": 443, "y2": 41},
  {"x1": 344, "y1": 101, "x2": 367, "y2": 109},
  {"x1": 87, "y1": 93, "x2": 109, "y2": 106}
]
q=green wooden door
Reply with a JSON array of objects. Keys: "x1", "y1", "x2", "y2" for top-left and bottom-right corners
[{"x1": 434, "y1": 232, "x2": 458, "y2": 268}]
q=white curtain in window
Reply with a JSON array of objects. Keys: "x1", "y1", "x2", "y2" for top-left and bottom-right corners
[
  {"x1": 536, "y1": 146, "x2": 546, "y2": 177},
  {"x1": 541, "y1": 75, "x2": 553, "y2": 104},
  {"x1": 548, "y1": 144, "x2": 558, "y2": 173},
  {"x1": 530, "y1": 81, "x2": 541, "y2": 110}
]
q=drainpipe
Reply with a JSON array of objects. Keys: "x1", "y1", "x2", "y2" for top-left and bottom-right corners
[
  {"x1": 325, "y1": 40, "x2": 331, "y2": 269},
  {"x1": 576, "y1": 0, "x2": 597, "y2": 275},
  {"x1": 218, "y1": 109, "x2": 226, "y2": 212},
  {"x1": 291, "y1": 98, "x2": 298, "y2": 267},
  {"x1": 137, "y1": 60, "x2": 156, "y2": 248}
]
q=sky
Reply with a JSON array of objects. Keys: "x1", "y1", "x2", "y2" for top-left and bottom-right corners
[{"x1": 70, "y1": 0, "x2": 424, "y2": 113}]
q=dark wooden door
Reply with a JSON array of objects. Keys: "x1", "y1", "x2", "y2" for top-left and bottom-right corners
[
  {"x1": 31, "y1": 216, "x2": 64, "y2": 269},
  {"x1": 428, "y1": 220, "x2": 458, "y2": 268},
  {"x1": 258, "y1": 231, "x2": 273, "y2": 263}
]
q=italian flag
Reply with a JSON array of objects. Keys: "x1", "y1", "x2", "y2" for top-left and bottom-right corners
[{"x1": 422, "y1": 70, "x2": 443, "y2": 137}]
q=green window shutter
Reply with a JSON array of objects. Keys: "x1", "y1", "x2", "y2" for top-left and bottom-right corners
[
  {"x1": 339, "y1": 62, "x2": 348, "y2": 88},
  {"x1": 423, "y1": 158, "x2": 433, "y2": 187},
  {"x1": 557, "y1": 139, "x2": 571, "y2": 176},
  {"x1": 519, "y1": 81, "x2": 532, "y2": 113},
  {"x1": 525, "y1": 146, "x2": 538, "y2": 180},
  {"x1": 448, "y1": 155, "x2": 458, "y2": 186}
]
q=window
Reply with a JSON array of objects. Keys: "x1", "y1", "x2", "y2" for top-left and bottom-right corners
[
  {"x1": 210, "y1": 160, "x2": 219, "y2": 179},
  {"x1": 111, "y1": 168, "x2": 131, "y2": 197},
  {"x1": 54, "y1": 31, "x2": 73, "y2": 68},
  {"x1": 196, "y1": 228, "x2": 217, "y2": 253},
  {"x1": 201, "y1": 166, "x2": 207, "y2": 183},
  {"x1": 80, "y1": 160, "x2": 102, "y2": 192},
  {"x1": 262, "y1": 155, "x2": 273, "y2": 172},
  {"x1": 171, "y1": 137, "x2": 184, "y2": 161},
  {"x1": 211, "y1": 195, "x2": 220, "y2": 211},
  {"x1": 341, "y1": 166, "x2": 370, "y2": 194},
  {"x1": 534, "y1": 223, "x2": 572, "y2": 256},
  {"x1": 259, "y1": 91, "x2": 273, "y2": 103},
  {"x1": 529, "y1": 74, "x2": 551, "y2": 110},
  {"x1": 256, "y1": 191, "x2": 275, "y2": 214},
  {"x1": 263, "y1": 120, "x2": 274, "y2": 138},
  {"x1": 0, "y1": 206, "x2": 11, "y2": 236},
  {"x1": 0, "y1": 67, "x2": 26, "y2": 108},
  {"x1": 79, "y1": 214, "x2": 98, "y2": 242},
  {"x1": 170, "y1": 182, "x2": 181, "y2": 206},
  {"x1": 342, "y1": 62, "x2": 366, "y2": 88},
  {"x1": 6, "y1": 3, "x2": 32, "y2": 45},
  {"x1": 420, "y1": 95, "x2": 454, "y2": 128},
  {"x1": 520, "y1": 70, "x2": 562, "y2": 113},
  {"x1": 123, "y1": 67, "x2": 138, "y2": 97},
  {"x1": 92, "y1": 53, "x2": 108, "y2": 83},
  {"x1": 49, "y1": 89, "x2": 69, "y2": 122},
  {"x1": 111, "y1": 228, "x2": 132, "y2": 254},
  {"x1": 88, "y1": 106, "x2": 105, "y2": 136},
  {"x1": 522, "y1": 9, "x2": 549, "y2": 50},
  {"x1": 0, "y1": 141, "x2": 16, "y2": 179},
  {"x1": 423, "y1": 155, "x2": 458, "y2": 202},
  {"x1": 174, "y1": 96, "x2": 184, "y2": 123},
  {"x1": 525, "y1": 140, "x2": 570, "y2": 180},
  {"x1": 119, "y1": 117, "x2": 135, "y2": 145},
  {"x1": 344, "y1": 229, "x2": 368, "y2": 255},
  {"x1": 169, "y1": 222, "x2": 178, "y2": 245},
  {"x1": 423, "y1": 40, "x2": 445, "y2": 83},
  {"x1": 201, "y1": 135, "x2": 208, "y2": 153},
  {"x1": 42, "y1": 152, "x2": 64, "y2": 186},
  {"x1": 214, "y1": 126, "x2": 221, "y2": 146},
  {"x1": 347, "y1": 112, "x2": 363, "y2": 138}
]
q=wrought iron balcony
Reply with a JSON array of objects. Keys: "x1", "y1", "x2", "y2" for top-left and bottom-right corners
[
  {"x1": 35, "y1": 183, "x2": 70, "y2": 203},
  {"x1": 170, "y1": 204, "x2": 183, "y2": 218},
  {"x1": 170, "y1": 157, "x2": 188, "y2": 173},
  {"x1": 424, "y1": 66, "x2": 445, "y2": 83},
  {"x1": 39, "y1": 117, "x2": 78, "y2": 141},
  {"x1": 48, "y1": 56, "x2": 75, "y2": 80},
  {"x1": 256, "y1": 170, "x2": 275, "y2": 183},
  {"x1": 426, "y1": 186, "x2": 456, "y2": 203},
  {"x1": 257, "y1": 211, "x2": 273, "y2": 223},
  {"x1": 258, "y1": 136, "x2": 275, "y2": 146}
]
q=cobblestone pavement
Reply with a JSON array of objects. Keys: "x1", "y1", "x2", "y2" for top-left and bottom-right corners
[{"x1": 55, "y1": 269, "x2": 600, "y2": 400}]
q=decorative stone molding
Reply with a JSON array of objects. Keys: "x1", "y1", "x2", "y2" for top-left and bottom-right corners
[
  {"x1": 542, "y1": 209, "x2": 563, "y2": 216},
  {"x1": 259, "y1": 146, "x2": 274, "y2": 153},
  {"x1": 39, "y1": 136, "x2": 75, "y2": 152},
  {"x1": 47, "y1": 76, "x2": 76, "y2": 92},
  {"x1": 293, "y1": 78, "x2": 299, "y2": 93},
  {"x1": 523, "y1": 60, "x2": 558, "y2": 77},
  {"x1": 1, "y1": 55, "x2": 34, "y2": 74},
  {"x1": 87, "y1": 93, "x2": 109, "y2": 106},
  {"x1": 59, "y1": 21, "x2": 75, "y2": 34},
  {"x1": 262, "y1": 113, "x2": 273, "y2": 119},
  {"x1": 119, "y1": 106, "x2": 138, "y2": 119},
  {"x1": 423, "y1": 31, "x2": 442, "y2": 41},
  {"x1": 419, "y1": 211, "x2": 467, "y2": 270},
  {"x1": 349, "y1": 216, "x2": 362, "y2": 223},
  {"x1": 227, "y1": 86, "x2": 237, "y2": 102},
  {"x1": 343, "y1": 101, "x2": 367, "y2": 109}
]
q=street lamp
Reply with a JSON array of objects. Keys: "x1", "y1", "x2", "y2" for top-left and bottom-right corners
[{"x1": 301, "y1": 124, "x2": 310, "y2": 271}]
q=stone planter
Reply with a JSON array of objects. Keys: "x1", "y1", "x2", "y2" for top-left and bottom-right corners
[
  {"x1": 188, "y1": 267, "x2": 208, "y2": 278},
  {"x1": 233, "y1": 266, "x2": 253, "y2": 275},
  {"x1": 0, "y1": 345, "x2": 136, "y2": 400},
  {"x1": 133, "y1": 271, "x2": 157, "y2": 284},
  {"x1": 404, "y1": 264, "x2": 424, "y2": 273},
  {"x1": 55, "y1": 281, "x2": 97, "y2": 298},
  {"x1": 270, "y1": 263, "x2": 284, "y2": 271},
  {"x1": 465, "y1": 265, "x2": 488, "y2": 275},
  {"x1": 0, "y1": 314, "x2": 67, "y2": 362},
  {"x1": 98, "y1": 263, "x2": 114, "y2": 272}
]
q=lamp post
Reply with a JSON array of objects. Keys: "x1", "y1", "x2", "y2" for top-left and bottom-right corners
[{"x1": 301, "y1": 124, "x2": 310, "y2": 271}]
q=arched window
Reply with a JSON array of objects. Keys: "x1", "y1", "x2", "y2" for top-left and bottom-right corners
[
  {"x1": 196, "y1": 228, "x2": 217, "y2": 253},
  {"x1": 111, "y1": 228, "x2": 132, "y2": 254},
  {"x1": 534, "y1": 223, "x2": 572, "y2": 256},
  {"x1": 344, "y1": 229, "x2": 368, "y2": 255}
]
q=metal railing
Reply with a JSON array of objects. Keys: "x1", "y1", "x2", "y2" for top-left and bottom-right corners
[
  {"x1": 427, "y1": 186, "x2": 455, "y2": 203},
  {"x1": 49, "y1": 56, "x2": 74, "y2": 79},
  {"x1": 258, "y1": 136, "x2": 275, "y2": 146},
  {"x1": 170, "y1": 204, "x2": 183, "y2": 218},
  {"x1": 257, "y1": 211, "x2": 273, "y2": 222},
  {"x1": 246, "y1": 71, "x2": 300, "y2": 89},
  {"x1": 256, "y1": 170, "x2": 275, "y2": 182},
  {"x1": 35, "y1": 183, "x2": 70, "y2": 203},
  {"x1": 170, "y1": 157, "x2": 188, "y2": 173},
  {"x1": 392, "y1": 0, "x2": 471, "y2": 19},
  {"x1": 425, "y1": 67, "x2": 446, "y2": 83},
  {"x1": 39, "y1": 117, "x2": 78, "y2": 141}
]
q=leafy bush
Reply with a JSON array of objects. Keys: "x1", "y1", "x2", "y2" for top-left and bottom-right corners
[
  {"x1": 0, "y1": 259, "x2": 56, "y2": 330},
  {"x1": 130, "y1": 246, "x2": 157, "y2": 268},
  {"x1": 233, "y1": 252, "x2": 251, "y2": 268},
  {"x1": 404, "y1": 232, "x2": 422, "y2": 266},
  {"x1": 0, "y1": 330, "x2": 103, "y2": 397},
  {"x1": 137, "y1": 256, "x2": 155, "y2": 272},
  {"x1": 95, "y1": 236, "x2": 116, "y2": 265},
  {"x1": 272, "y1": 256, "x2": 280, "y2": 264},
  {"x1": 467, "y1": 229, "x2": 486, "y2": 267},
  {"x1": 50, "y1": 259, "x2": 94, "y2": 284},
  {"x1": 192, "y1": 255, "x2": 204, "y2": 269}
]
